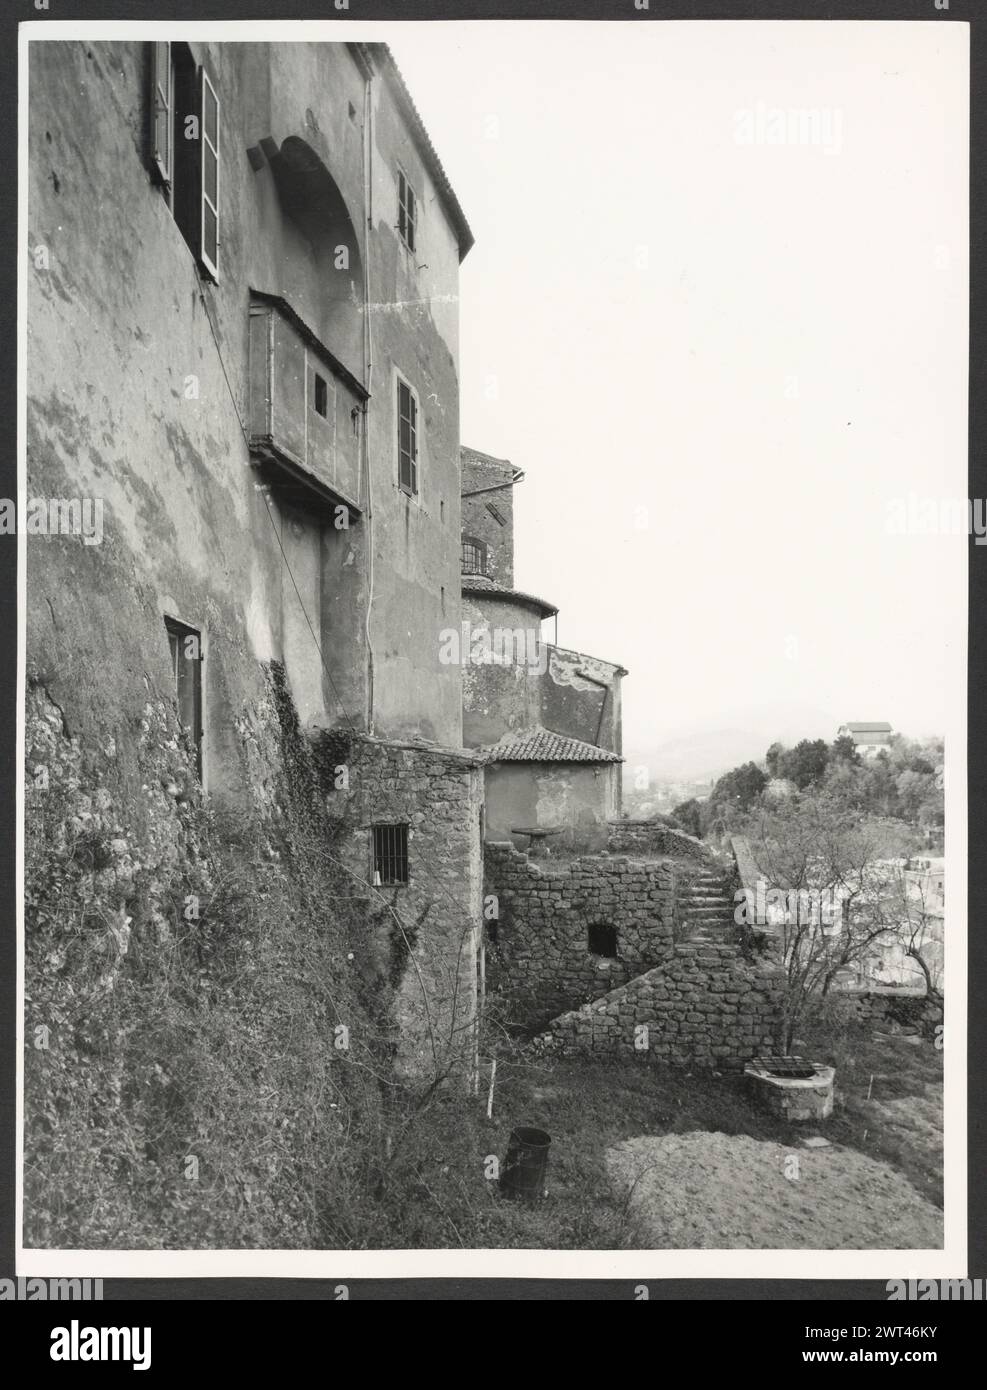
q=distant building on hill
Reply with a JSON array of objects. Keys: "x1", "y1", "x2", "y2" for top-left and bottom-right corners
[{"x1": 838, "y1": 721, "x2": 893, "y2": 758}]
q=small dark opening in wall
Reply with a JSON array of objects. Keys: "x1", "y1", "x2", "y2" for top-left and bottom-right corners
[
  {"x1": 588, "y1": 923, "x2": 618, "y2": 958},
  {"x1": 164, "y1": 615, "x2": 202, "y2": 781},
  {"x1": 348, "y1": 100, "x2": 357, "y2": 122},
  {"x1": 313, "y1": 373, "x2": 329, "y2": 418},
  {"x1": 373, "y1": 823, "x2": 409, "y2": 886}
]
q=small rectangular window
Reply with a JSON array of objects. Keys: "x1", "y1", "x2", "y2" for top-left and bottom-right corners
[
  {"x1": 397, "y1": 378, "x2": 419, "y2": 496},
  {"x1": 313, "y1": 372, "x2": 329, "y2": 418},
  {"x1": 373, "y1": 824, "x2": 409, "y2": 886},
  {"x1": 165, "y1": 617, "x2": 203, "y2": 780},
  {"x1": 588, "y1": 923, "x2": 618, "y2": 958},
  {"x1": 397, "y1": 170, "x2": 417, "y2": 253}
]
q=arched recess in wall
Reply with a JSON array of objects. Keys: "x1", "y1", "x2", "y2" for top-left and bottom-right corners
[{"x1": 263, "y1": 134, "x2": 365, "y2": 377}]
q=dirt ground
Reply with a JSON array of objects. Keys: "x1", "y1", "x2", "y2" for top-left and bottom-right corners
[{"x1": 606, "y1": 1130, "x2": 944, "y2": 1250}]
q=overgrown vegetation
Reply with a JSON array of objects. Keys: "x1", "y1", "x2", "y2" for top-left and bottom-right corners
[{"x1": 24, "y1": 665, "x2": 481, "y2": 1249}]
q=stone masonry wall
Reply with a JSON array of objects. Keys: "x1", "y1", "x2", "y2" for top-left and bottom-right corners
[
  {"x1": 329, "y1": 736, "x2": 483, "y2": 1079},
  {"x1": 532, "y1": 941, "x2": 786, "y2": 1069},
  {"x1": 608, "y1": 820, "x2": 714, "y2": 863},
  {"x1": 484, "y1": 841, "x2": 679, "y2": 1030}
]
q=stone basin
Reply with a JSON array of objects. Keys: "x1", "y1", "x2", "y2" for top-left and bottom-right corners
[{"x1": 744, "y1": 1056, "x2": 835, "y2": 1122}]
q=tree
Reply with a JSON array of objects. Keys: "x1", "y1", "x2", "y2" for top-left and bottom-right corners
[
  {"x1": 712, "y1": 761, "x2": 767, "y2": 810},
  {"x1": 672, "y1": 798, "x2": 704, "y2": 839},
  {"x1": 704, "y1": 762, "x2": 768, "y2": 834},
  {"x1": 778, "y1": 739, "x2": 830, "y2": 790},
  {"x1": 741, "y1": 791, "x2": 919, "y2": 1049},
  {"x1": 895, "y1": 768, "x2": 936, "y2": 821},
  {"x1": 830, "y1": 733, "x2": 860, "y2": 766},
  {"x1": 765, "y1": 742, "x2": 787, "y2": 777}
]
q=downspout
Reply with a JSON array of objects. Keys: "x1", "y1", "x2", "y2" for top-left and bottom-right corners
[
  {"x1": 460, "y1": 476, "x2": 525, "y2": 499},
  {"x1": 362, "y1": 68, "x2": 375, "y2": 734}
]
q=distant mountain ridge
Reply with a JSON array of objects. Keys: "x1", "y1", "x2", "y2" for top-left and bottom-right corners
[{"x1": 623, "y1": 730, "x2": 767, "y2": 783}]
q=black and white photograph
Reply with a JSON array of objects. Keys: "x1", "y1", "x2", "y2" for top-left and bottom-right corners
[{"x1": 16, "y1": 13, "x2": 967, "y2": 1287}]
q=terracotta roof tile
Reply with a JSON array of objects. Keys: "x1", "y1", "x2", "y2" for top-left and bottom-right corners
[
  {"x1": 461, "y1": 573, "x2": 558, "y2": 618},
  {"x1": 480, "y1": 726, "x2": 622, "y2": 765}
]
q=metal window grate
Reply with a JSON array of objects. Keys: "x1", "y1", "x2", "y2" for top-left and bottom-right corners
[
  {"x1": 752, "y1": 1056, "x2": 818, "y2": 1080},
  {"x1": 461, "y1": 538, "x2": 487, "y2": 575},
  {"x1": 373, "y1": 823, "x2": 409, "y2": 886}
]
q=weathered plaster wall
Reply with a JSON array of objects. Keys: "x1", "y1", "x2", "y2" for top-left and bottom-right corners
[
  {"x1": 28, "y1": 40, "x2": 467, "y2": 784},
  {"x1": 532, "y1": 944, "x2": 786, "y2": 1068},
  {"x1": 484, "y1": 842, "x2": 679, "y2": 1028},
  {"x1": 541, "y1": 646, "x2": 623, "y2": 755},
  {"x1": 485, "y1": 763, "x2": 618, "y2": 850},
  {"x1": 459, "y1": 610, "x2": 623, "y2": 760},
  {"x1": 26, "y1": 40, "x2": 480, "y2": 1083},
  {"x1": 460, "y1": 593, "x2": 545, "y2": 747},
  {"x1": 366, "y1": 61, "x2": 465, "y2": 745}
]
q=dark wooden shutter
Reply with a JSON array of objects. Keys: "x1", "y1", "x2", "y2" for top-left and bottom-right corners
[
  {"x1": 150, "y1": 42, "x2": 173, "y2": 186},
  {"x1": 398, "y1": 380, "x2": 418, "y2": 495}
]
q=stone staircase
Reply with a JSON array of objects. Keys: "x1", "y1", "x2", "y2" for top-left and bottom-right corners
[{"x1": 679, "y1": 865, "x2": 737, "y2": 944}]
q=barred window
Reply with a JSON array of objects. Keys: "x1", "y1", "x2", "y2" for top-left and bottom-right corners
[
  {"x1": 373, "y1": 824, "x2": 409, "y2": 886},
  {"x1": 461, "y1": 537, "x2": 487, "y2": 576}
]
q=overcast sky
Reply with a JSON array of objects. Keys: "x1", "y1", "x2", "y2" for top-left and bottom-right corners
[{"x1": 395, "y1": 21, "x2": 968, "y2": 754}]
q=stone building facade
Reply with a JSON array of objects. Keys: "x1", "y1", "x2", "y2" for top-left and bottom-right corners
[
  {"x1": 26, "y1": 39, "x2": 481, "y2": 1071},
  {"x1": 459, "y1": 447, "x2": 626, "y2": 847}
]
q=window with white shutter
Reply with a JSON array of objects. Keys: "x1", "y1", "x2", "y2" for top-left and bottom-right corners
[
  {"x1": 150, "y1": 42, "x2": 173, "y2": 189},
  {"x1": 397, "y1": 170, "x2": 417, "y2": 253},
  {"x1": 148, "y1": 43, "x2": 219, "y2": 281},
  {"x1": 198, "y1": 67, "x2": 220, "y2": 280}
]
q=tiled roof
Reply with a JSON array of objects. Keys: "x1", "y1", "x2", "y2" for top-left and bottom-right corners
[
  {"x1": 460, "y1": 445, "x2": 517, "y2": 474},
  {"x1": 843, "y1": 722, "x2": 892, "y2": 733},
  {"x1": 461, "y1": 573, "x2": 558, "y2": 618},
  {"x1": 480, "y1": 727, "x2": 623, "y2": 765}
]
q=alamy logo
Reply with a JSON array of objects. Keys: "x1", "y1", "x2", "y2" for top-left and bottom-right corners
[
  {"x1": 886, "y1": 1279, "x2": 986, "y2": 1300},
  {"x1": 50, "y1": 1320, "x2": 151, "y2": 1371},
  {"x1": 0, "y1": 496, "x2": 104, "y2": 545},
  {"x1": 733, "y1": 102, "x2": 843, "y2": 155},
  {"x1": 438, "y1": 621, "x2": 547, "y2": 673}
]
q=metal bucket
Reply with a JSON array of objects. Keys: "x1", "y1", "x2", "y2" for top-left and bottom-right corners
[{"x1": 500, "y1": 1125, "x2": 551, "y2": 1201}]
